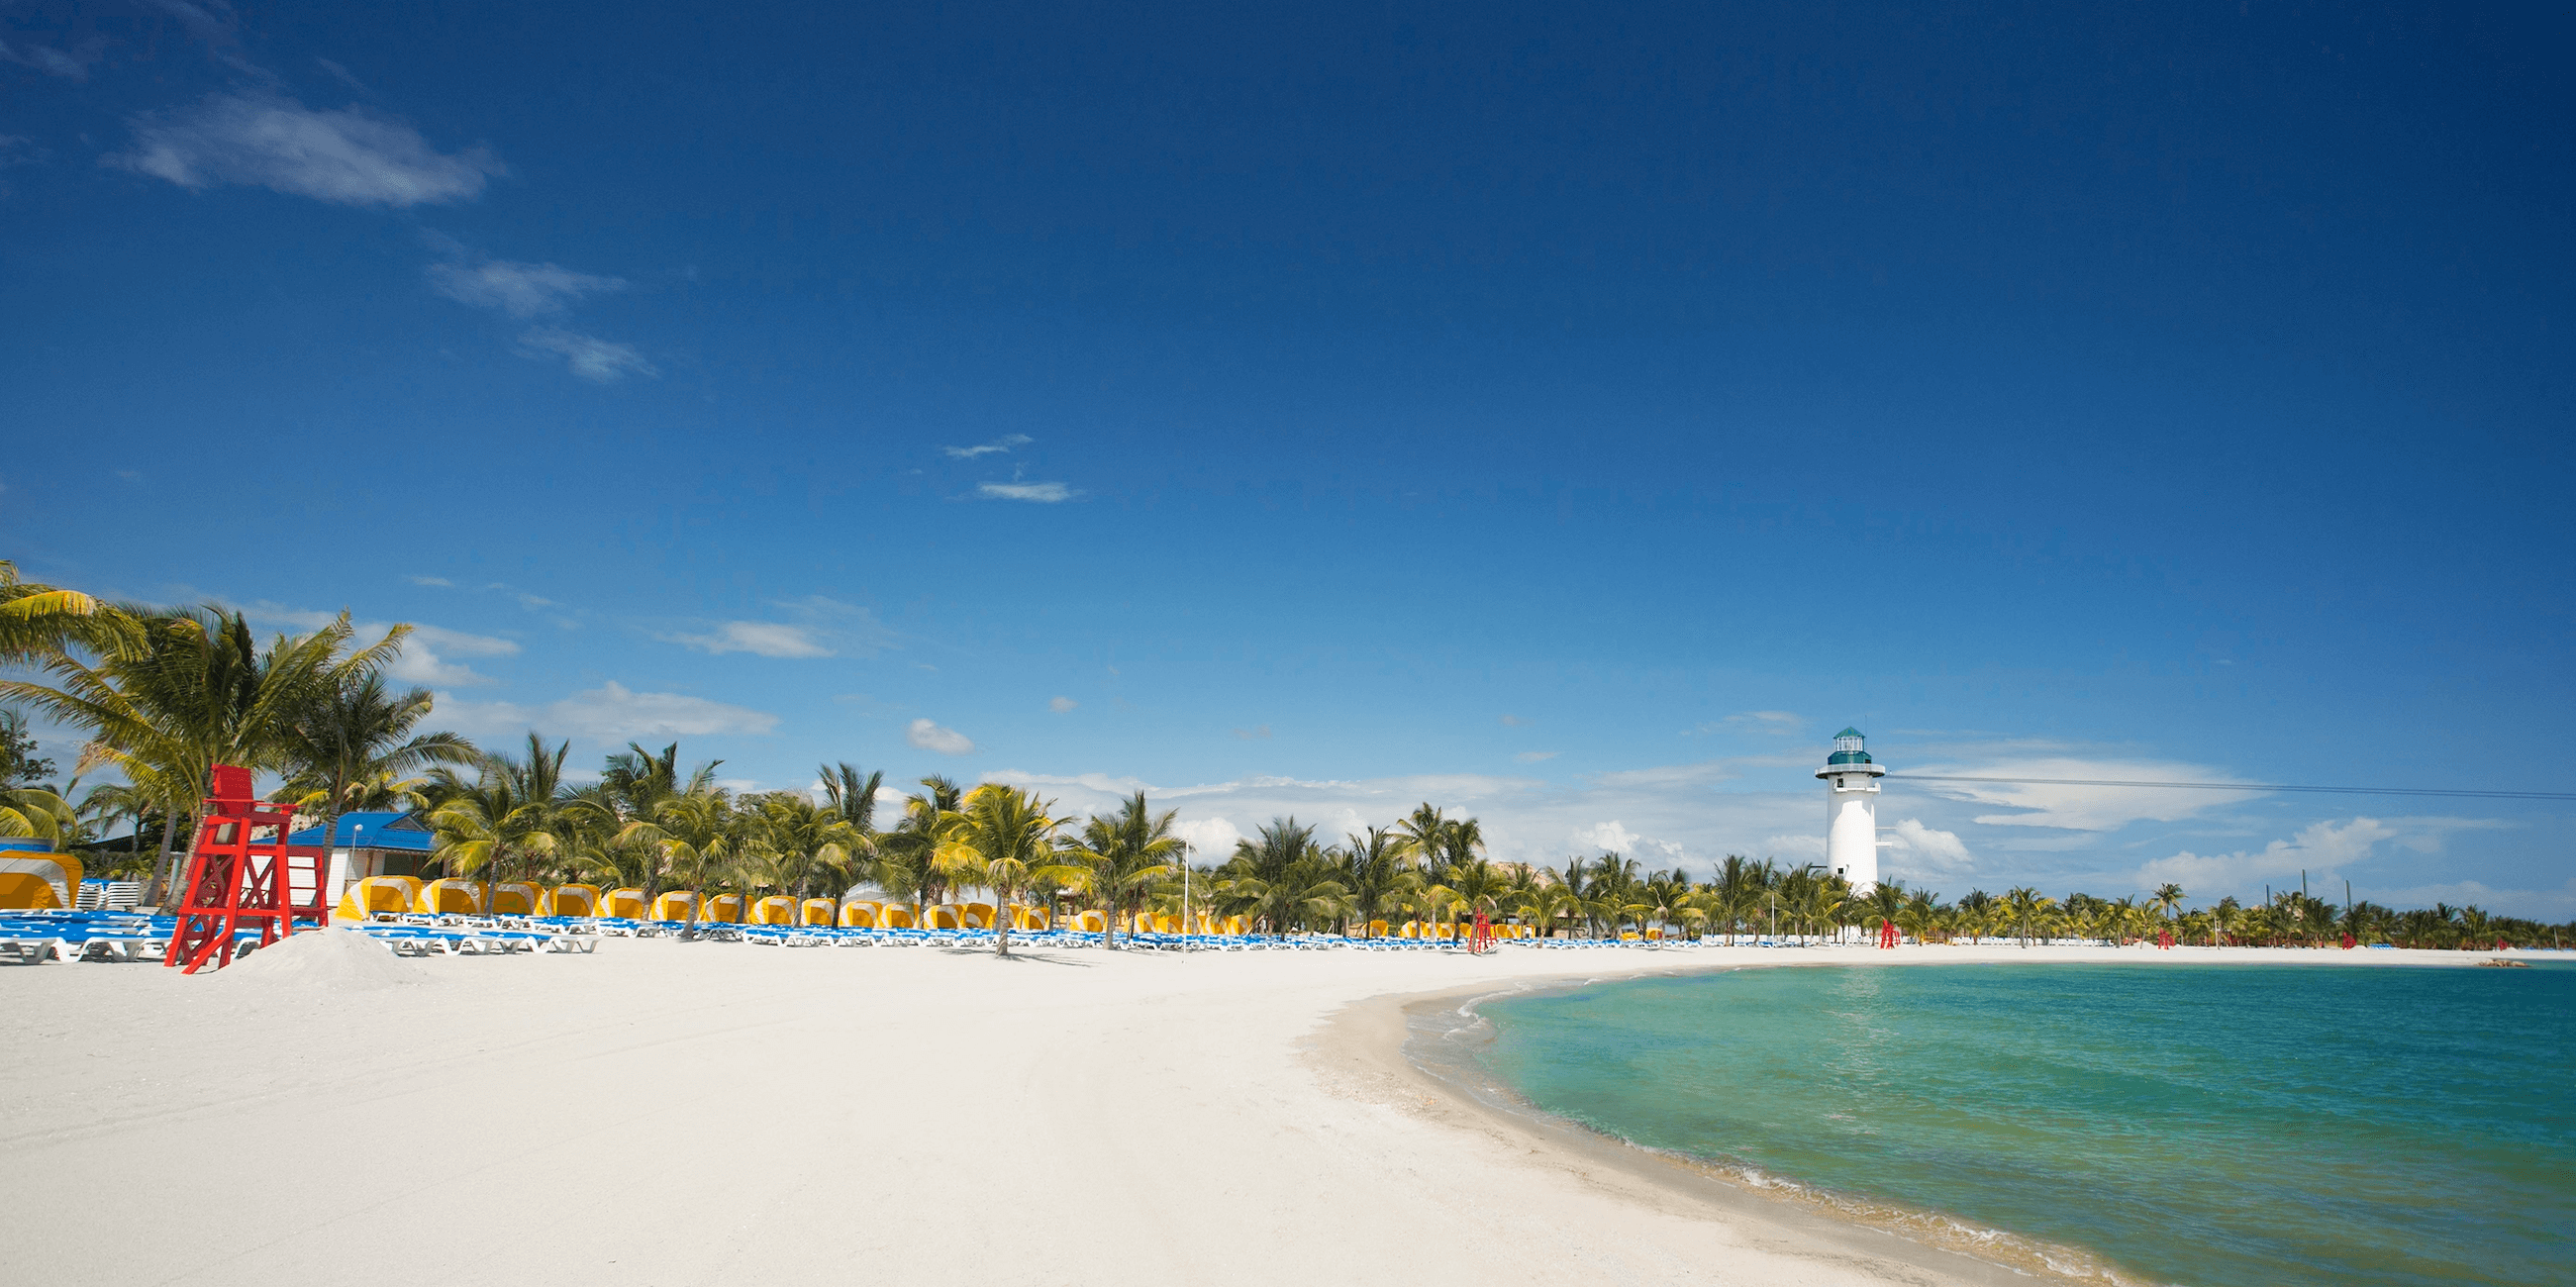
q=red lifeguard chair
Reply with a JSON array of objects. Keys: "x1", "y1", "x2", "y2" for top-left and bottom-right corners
[
  {"x1": 162, "y1": 765, "x2": 330, "y2": 973},
  {"x1": 1876, "y1": 920, "x2": 1900, "y2": 948},
  {"x1": 1468, "y1": 910, "x2": 1495, "y2": 954}
]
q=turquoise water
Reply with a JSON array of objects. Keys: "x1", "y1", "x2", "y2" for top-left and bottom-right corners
[{"x1": 1472, "y1": 962, "x2": 2575, "y2": 1286}]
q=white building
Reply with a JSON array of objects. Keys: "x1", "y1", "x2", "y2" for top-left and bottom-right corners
[{"x1": 1815, "y1": 727, "x2": 1884, "y2": 895}]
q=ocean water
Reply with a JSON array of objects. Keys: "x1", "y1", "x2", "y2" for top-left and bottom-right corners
[{"x1": 1470, "y1": 961, "x2": 2575, "y2": 1286}]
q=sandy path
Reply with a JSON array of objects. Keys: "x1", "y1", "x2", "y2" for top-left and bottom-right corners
[{"x1": 0, "y1": 938, "x2": 2489, "y2": 1286}]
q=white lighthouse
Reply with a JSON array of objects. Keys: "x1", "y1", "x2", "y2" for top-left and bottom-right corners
[{"x1": 1815, "y1": 727, "x2": 1884, "y2": 895}]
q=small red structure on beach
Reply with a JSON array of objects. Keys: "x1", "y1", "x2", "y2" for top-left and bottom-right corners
[
  {"x1": 162, "y1": 765, "x2": 330, "y2": 973},
  {"x1": 1876, "y1": 920, "x2": 1900, "y2": 948},
  {"x1": 1467, "y1": 910, "x2": 1495, "y2": 953}
]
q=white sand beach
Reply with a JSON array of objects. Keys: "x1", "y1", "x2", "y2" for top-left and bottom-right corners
[{"x1": 0, "y1": 938, "x2": 2496, "y2": 1286}]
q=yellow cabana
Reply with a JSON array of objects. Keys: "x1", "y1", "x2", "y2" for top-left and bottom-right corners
[
  {"x1": 960, "y1": 902, "x2": 995, "y2": 929},
  {"x1": 800, "y1": 897, "x2": 838, "y2": 926},
  {"x1": 879, "y1": 904, "x2": 917, "y2": 930},
  {"x1": 922, "y1": 904, "x2": 963, "y2": 930},
  {"x1": 1223, "y1": 915, "x2": 1245, "y2": 936},
  {"x1": 600, "y1": 888, "x2": 647, "y2": 919},
  {"x1": 839, "y1": 900, "x2": 883, "y2": 929},
  {"x1": 552, "y1": 884, "x2": 602, "y2": 918},
  {"x1": 0, "y1": 850, "x2": 81, "y2": 911},
  {"x1": 1007, "y1": 904, "x2": 1046, "y2": 930},
  {"x1": 1071, "y1": 910, "x2": 1107, "y2": 933},
  {"x1": 489, "y1": 882, "x2": 551, "y2": 917},
  {"x1": 419, "y1": 878, "x2": 484, "y2": 915},
  {"x1": 703, "y1": 893, "x2": 744, "y2": 923},
  {"x1": 1365, "y1": 919, "x2": 1389, "y2": 939},
  {"x1": 651, "y1": 890, "x2": 698, "y2": 922},
  {"x1": 334, "y1": 874, "x2": 424, "y2": 923},
  {"x1": 748, "y1": 895, "x2": 797, "y2": 925}
]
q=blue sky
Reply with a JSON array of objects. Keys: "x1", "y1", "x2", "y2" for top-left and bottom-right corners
[{"x1": 5, "y1": 2, "x2": 2571, "y2": 913}]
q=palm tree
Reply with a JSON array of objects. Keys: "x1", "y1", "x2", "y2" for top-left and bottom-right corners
[
  {"x1": 1060, "y1": 791, "x2": 1183, "y2": 948},
  {"x1": 750, "y1": 791, "x2": 867, "y2": 902},
  {"x1": 1390, "y1": 803, "x2": 1448, "y2": 926},
  {"x1": 275, "y1": 671, "x2": 477, "y2": 877},
  {"x1": 819, "y1": 761, "x2": 884, "y2": 836},
  {"x1": 934, "y1": 784, "x2": 1082, "y2": 956},
  {"x1": 425, "y1": 734, "x2": 574, "y2": 915},
  {"x1": 1335, "y1": 827, "x2": 1406, "y2": 937}
]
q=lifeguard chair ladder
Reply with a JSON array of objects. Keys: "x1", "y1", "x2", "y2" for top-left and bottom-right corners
[
  {"x1": 162, "y1": 765, "x2": 330, "y2": 973},
  {"x1": 1467, "y1": 910, "x2": 1495, "y2": 954}
]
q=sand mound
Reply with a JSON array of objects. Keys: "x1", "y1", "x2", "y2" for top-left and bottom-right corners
[{"x1": 215, "y1": 928, "x2": 430, "y2": 991}]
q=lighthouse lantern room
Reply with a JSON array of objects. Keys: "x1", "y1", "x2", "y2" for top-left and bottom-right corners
[{"x1": 1815, "y1": 728, "x2": 1885, "y2": 895}]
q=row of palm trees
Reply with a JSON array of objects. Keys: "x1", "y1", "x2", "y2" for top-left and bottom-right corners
[{"x1": 5, "y1": 561, "x2": 2566, "y2": 951}]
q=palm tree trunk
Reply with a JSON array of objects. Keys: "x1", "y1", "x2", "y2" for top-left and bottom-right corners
[{"x1": 146, "y1": 809, "x2": 179, "y2": 907}]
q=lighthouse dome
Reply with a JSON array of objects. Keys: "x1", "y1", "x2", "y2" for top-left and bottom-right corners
[{"x1": 1827, "y1": 727, "x2": 1872, "y2": 764}]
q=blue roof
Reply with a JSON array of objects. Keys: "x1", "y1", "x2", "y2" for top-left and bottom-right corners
[{"x1": 287, "y1": 811, "x2": 436, "y2": 851}]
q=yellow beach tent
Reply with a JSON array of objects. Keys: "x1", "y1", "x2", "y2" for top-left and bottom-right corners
[
  {"x1": 800, "y1": 897, "x2": 838, "y2": 926},
  {"x1": 747, "y1": 895, "x2": 796, "y2": 925},
  {"x1": 839, "y1": 900, "x2": 882, "y2": 929},
  {"x1": 0, "y1": 850, "x2": 81, "y2": 911},
  {"x1": 488, "y1": 882, "x2": 551, "y2": 916},
  {"x1": 878, "y1": 904, "x2": 917, "y2": 930},
  {"x1": 960, "y1": 902, "x2": 995, "y2": 929},
  {"x1": 419, "y1": 878, "x2": 484, "y2": 915},
  {"x1": 552, "y1": 884, "x2": 602, "y2": 918},
  {"x1": 702, "y1": 893, "x2": 744, "y2": 924},
  {"x1": 1071, "y1": 910, "x2": 1107, "y2": 933},
  {"x1": 334, "y1": 874, "x2": 424, "y2": 923},
  {"x1": 600, "y1": 888, "x2": 647, "y2": 919},
  {"x1": 651, "y1": 891, "x2": 698, "y2": 922},
  {"x1": 922, "y1": 904, "x2": 963, "y2": 930}
]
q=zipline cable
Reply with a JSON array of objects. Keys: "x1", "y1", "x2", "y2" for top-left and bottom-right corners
[{"x1": 1882, "y1": 774, "x2": 2576, "y2": 802}]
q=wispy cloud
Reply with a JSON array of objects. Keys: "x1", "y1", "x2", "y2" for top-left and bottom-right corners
[
  {"x1": 515, "y1": 327, "x2": 654, "y2": 382},
  {"x1": 1499, "y1": 714, "x2": 1531, "y2": 727},
  {"x1": 655, "y1": 596, "x2": 891, "y2": 659},
  {"x1": 1513, "y1": 750, "x2": 1559, "y2": 763},
  {"x1": 943, "y1": 434, "x2": 1032, "y2": 459},
  {"x1": 907, "y1": 719, "x2": 975, "y2": 755},
  {"x1": 1233, "y1": 725, "x2": 1272, "y2": 741},
  {"x1": 1904, "y1": 756, "x2": 2254, "y2": 832},
  {"x1": 428, "y1": 259, "x2": 625, "y2": 318},
  {"x1": 243, "y1": 602, "x2": 519, "y2": 687},
  {"x1": 436, "y1": 681, "x2": 777, "y2": 740},
  {"x1": 664, "y1": 622, "x2": 834, "y2": 658},
  {"x1": 1, "y1": 39, "x2": 95, "y2": 81},
  {"x1": 1048, "y1": 696, "x2": 1078, "y2": 714},
  {"x1": 108, "y1": 93, "x2": 500, "y2": 206},
  {"x1": 977, "y1": 480, "x2": 1075, "y2": 503},
  {"x1": 407, "y1": 575, "x2": 453, "y2": 587}
]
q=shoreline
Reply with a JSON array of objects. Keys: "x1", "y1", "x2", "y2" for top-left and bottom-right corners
[{"x1": 1308, "y1": 945, "x2": 2525, "y2": 1287}]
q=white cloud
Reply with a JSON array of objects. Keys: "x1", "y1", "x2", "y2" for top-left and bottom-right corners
[
  {"x1": 436, "y1": 681, "x2": 777, "y2": 740},
  {"x1": 2133, "y1": 818, "x2": 2396, "y2": 898},
  {"x1": 656, "y1": 597, "x2": 890, "y2": 659},
  {"x1": 943, "y1": 434, "x2": 1033, "y2": 458},
  {"x1": 1171, "y1": 816, "x2": 1244, "y2": 854},
  {"x1": 1882, "y1": 818, "x2": 1975, "y2": 872},
  {"x1": 978, "y1": 481, "x2": 1075, "y2": 503},
  {"x1": 1499, "y1": 714, "x2": 1530, "y2": 727},
  {"x1": 1513, "y1": 750, "x2": 1559, "y2": 763},
  {"x1": 664, "y1": 622, "x2": 834, "y2": 658},
  {"x1": 907, "y1": 719, "x2": 975, "y2": 755},
  {"x1": 109, "y1": 93, "x2": 500, "y2": 206},
  {"x1": 407, "y1": 575, "x2": 453, "y2": 587},
  {"x1": 1048, "y1": 696, "x2": 1078, "y2": 714},
  {"x1": 515, "y1": 327, "x2": 654, "y2": 382},
  {"x1": 1233, "y1": 725, "x2": 1272, "y2": 741},
  {"x1": 1902, "y1": 757, "x2": 2253, "y2": 832},
  {"x1": 428, "y1": 259, "x2": 624, "y2": 318}
]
